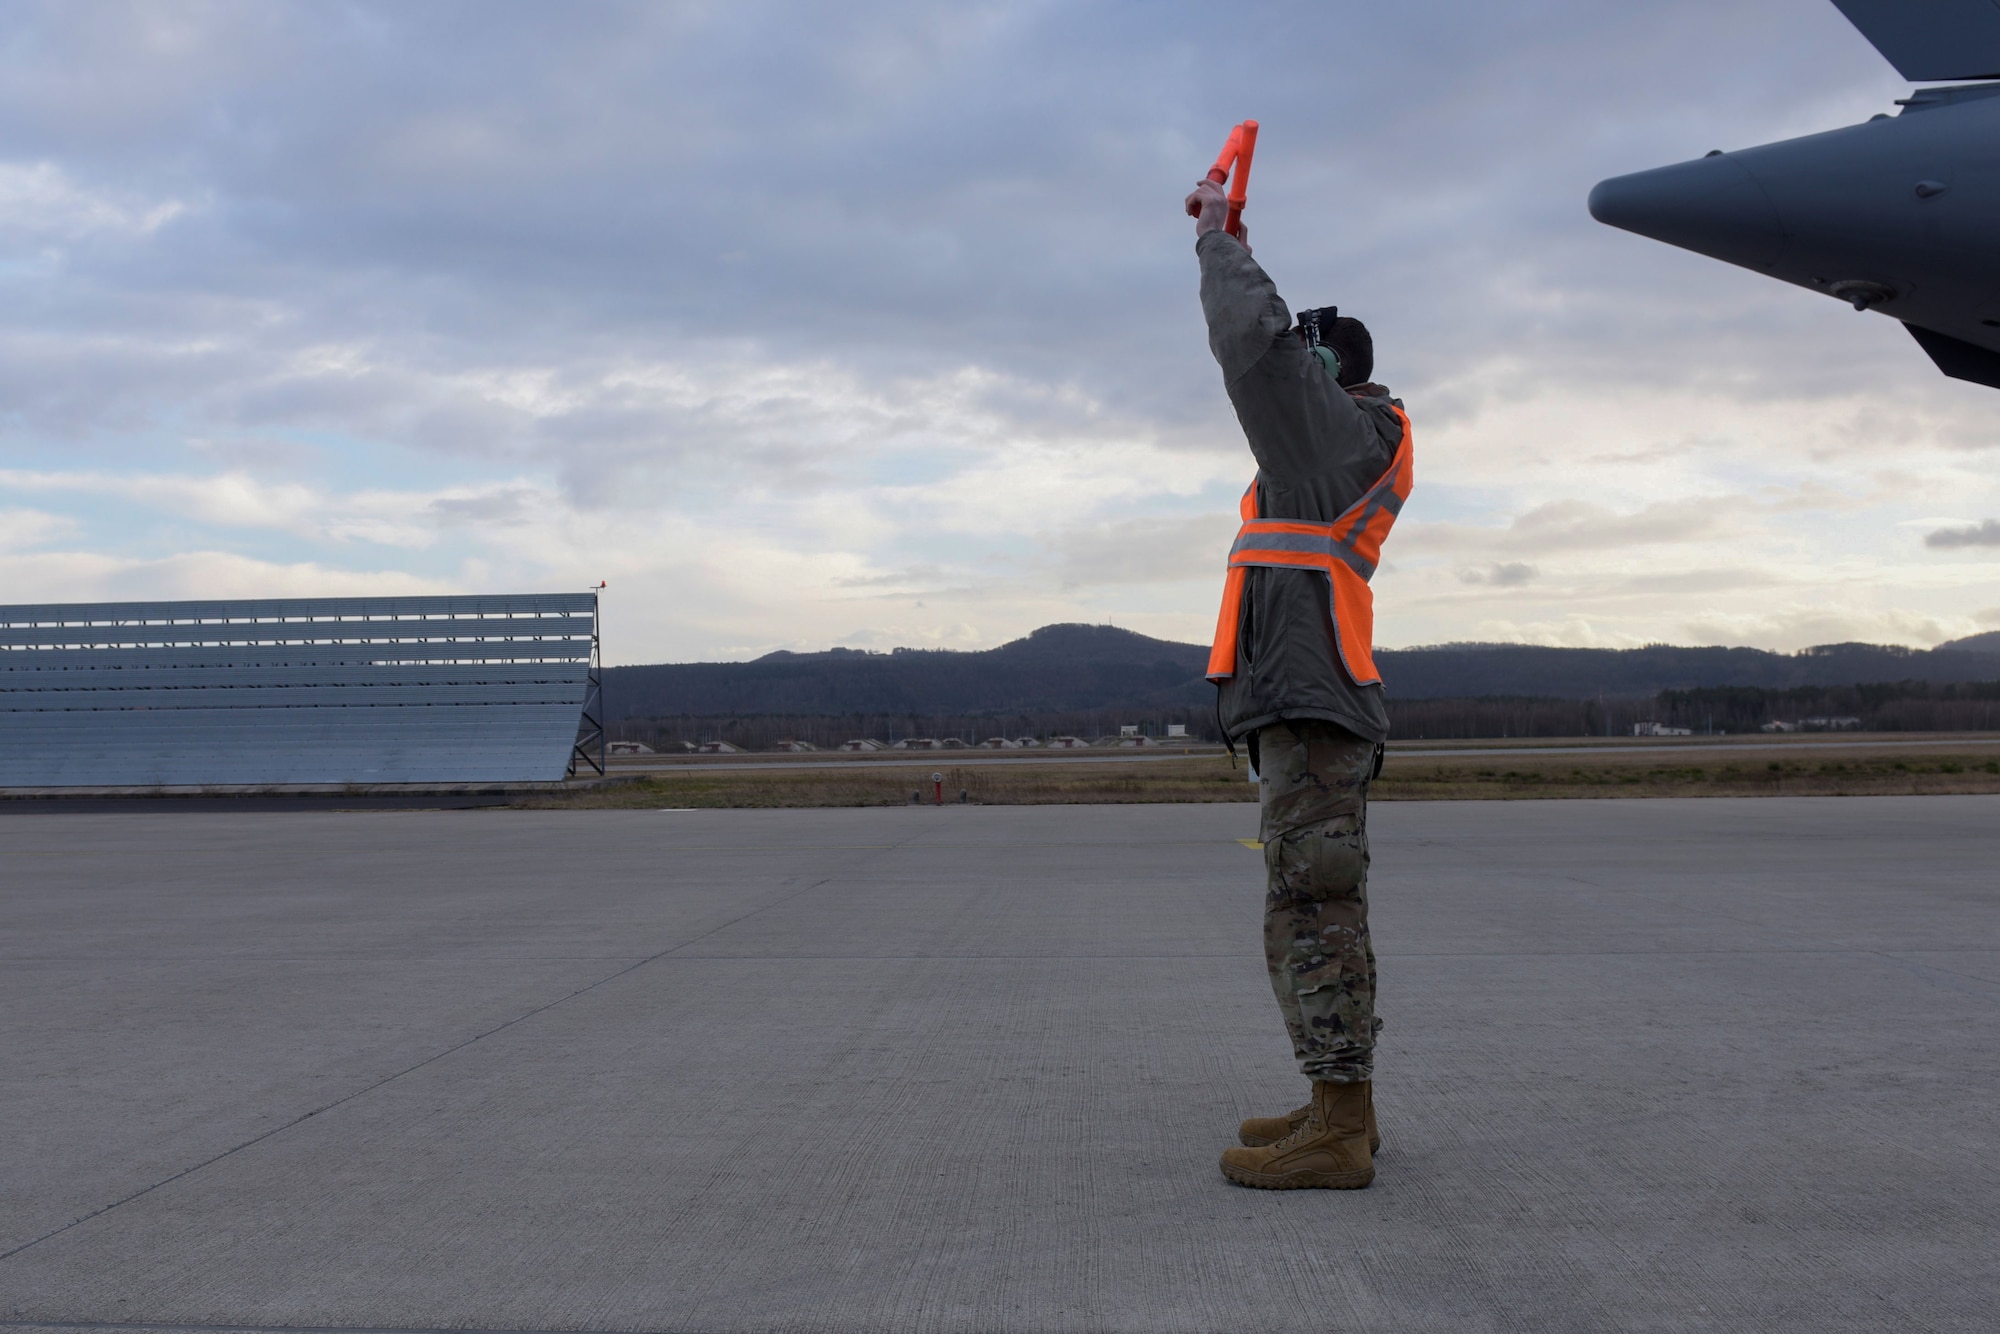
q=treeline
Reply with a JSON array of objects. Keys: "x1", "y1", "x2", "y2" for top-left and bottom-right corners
[
  {"x1": 1388, "y1": 696, "x2": 1636, "y2": 740},
  {"x1": 1654, "y1": 680, "x2": 2000, "y2": 734},
  {"x1": 612, "y1": 679, "x2": 2000, "y2": 750},
  {"x1": 1375, "y1": 639, "x2": 2000, "y2": 698},
  {"x1": 610, "y1": 705, "x2": 1217, "y2": 752},
  {"x1": 1383, "y1": 680, "x2": 2000, "y2": 739}
]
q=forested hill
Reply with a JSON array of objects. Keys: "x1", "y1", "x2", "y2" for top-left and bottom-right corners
[
  {"x1": 602, "y1": 623, "x2": 2000, "y2": 721},
  {"x1": 606, "y1": 624, "x2": 1212, "y2": 720}
]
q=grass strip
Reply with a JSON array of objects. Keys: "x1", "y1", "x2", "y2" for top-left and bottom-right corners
[{"x1": 522, "y1": 749, "x2": 2000, "y2": 809}]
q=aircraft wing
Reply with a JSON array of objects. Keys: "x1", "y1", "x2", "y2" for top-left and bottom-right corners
[{"x1": 1831, "y1": 0, "x2": 2000, "y2": 81}]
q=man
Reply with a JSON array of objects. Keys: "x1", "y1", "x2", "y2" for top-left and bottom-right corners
[{"x1": 1184, "y1": 176, "x2": 1413, "y2": 1190}]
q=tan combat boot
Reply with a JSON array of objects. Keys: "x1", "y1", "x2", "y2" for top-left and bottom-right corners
[
  {"x1": 1239, "y1": 1083, "x2": 1380, "y2": 1153},
  {"x1": 1220, "y1": 1079, "x2": 1374, "y2": 1190}
]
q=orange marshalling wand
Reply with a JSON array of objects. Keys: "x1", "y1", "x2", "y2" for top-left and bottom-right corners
[{"x1": 1205, "y1": 120, "x2": 1259, "y2": 238}]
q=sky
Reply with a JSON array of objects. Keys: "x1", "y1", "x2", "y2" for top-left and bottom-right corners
[{"x1": 3, "y1": 0, "x2": 1999, "y2": 664}]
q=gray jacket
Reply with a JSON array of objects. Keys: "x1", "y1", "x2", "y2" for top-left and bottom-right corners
[{"x1": 1197, "y1": 229, "x2": 1405, "y2": 744}]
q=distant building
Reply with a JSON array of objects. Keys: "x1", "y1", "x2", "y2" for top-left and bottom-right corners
[
  {"x1": 607, "y1": 741, "x2": 654, "y2": 755},
  {"x1": 839, "y1": 739, "x2": 885, "y2": 752},
  {"x1": 1099, "y1": 734, "x2": 1154, "y2": 747},
  {"x1": 980, "y1": 737, "x2": 1018, "y2": 749},
  {"x1": 771, "y1": 740, "x2": 818, "y2": 752},
  {"x1": 894, "y1": 738, "x2": 940, "y2": 750},
  {"x1": 1801, "y1": 716, "x2": 1862, "y2": 731},
  {"x1": 1045, "y1": 735, "x2": 1088, "y2": 749},
  {"x1": 1759, "y1": 721, "x2": 1797, "y2": 733},
  {"x1": 1014, "y1": 736, "x2": 1040, "y2": 748},
  {"x1": 1119, "y1": 724, "x2": 1140, "y2": 738},
  {"x1": 938, "y1": 737, "x2": 969, "y2": 749},
  {"x1": 696, "y1": 740, "x2": 742, "y2": 754},
  {"x1": 1166, "y1": 724, "x2": 1188, "y2": 738},
  {"x1": 1631, "y1": 723, "x2": 1693, "y2": 737}
]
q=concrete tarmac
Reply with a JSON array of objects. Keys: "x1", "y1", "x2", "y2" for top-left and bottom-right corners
[{"x1": 2, "y1": 797, "x2": 1995, "y2": 1332}]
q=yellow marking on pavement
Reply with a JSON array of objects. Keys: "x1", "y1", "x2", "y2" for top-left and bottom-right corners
[{"x1": 1238, "y1": 838, "x2": 1263, "y2": 850}]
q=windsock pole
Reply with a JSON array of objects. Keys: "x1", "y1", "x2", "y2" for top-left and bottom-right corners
[{"x1": 1204, "y1": 120, "x2": 1259, "y2": 238}]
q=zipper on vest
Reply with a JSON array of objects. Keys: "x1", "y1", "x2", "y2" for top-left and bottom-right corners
[{"x1": 1238, "y1": 570, "x2": 1256, "y2": 670}]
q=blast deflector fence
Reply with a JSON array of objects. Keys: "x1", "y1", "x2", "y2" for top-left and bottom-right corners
[{"x1": 0, "y1": 593, "x2": 601, "y2": 787}]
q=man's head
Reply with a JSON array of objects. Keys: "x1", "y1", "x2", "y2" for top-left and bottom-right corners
[{"x1": 1295, "y1": 306, "x2": 1374, "y2": 388}]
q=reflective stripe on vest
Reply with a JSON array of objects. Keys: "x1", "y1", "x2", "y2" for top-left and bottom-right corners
[{"x1": 1206, "y1": 404, "x2": 1413, "y2": 688}]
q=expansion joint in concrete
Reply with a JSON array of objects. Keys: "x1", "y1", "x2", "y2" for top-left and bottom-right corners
[{"x1": 0, "y1": 840, "x2": 906, "y2": 1267}]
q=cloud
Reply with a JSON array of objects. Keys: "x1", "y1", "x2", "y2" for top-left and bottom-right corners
[
  {"x1": 3, "y1": 0, "x2": 2000, "y2": 663},
  {"x1": 0, "y1": 508, "x2": 77, "y2": 551},
  {"x1": 1678, "y1": 607, "x2": 1969, "y2": 652},
  {"x1": 1046, "y1": 514, "x2": 1233, "y2": 588},
  {"x1": 1925, "y1": 519, "x2": 2000, "y2": 549},
  {"x1": 0, "y1": 161, "x2": 189, "y2": 241},
  {"x1": 0, "y1": 466, "x2": 555, "y2": 548},
  {"x1": 1458, "y1": 562, "x2": 1537, "y2": 586},
  {"x1": 1593, "y1": 566, "x2": 1778, "y2": 597},
  {"x1": 427, "y1": 487, "x2": 540, "y2": 525},
  {"x1": 0, "y1": 547, "x2": 451, "y2": 605},
  {"x1": 1506, "y1": 497, "x2": 1729, "y2": 552}
]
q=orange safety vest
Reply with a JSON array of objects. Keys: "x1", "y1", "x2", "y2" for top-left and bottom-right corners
[{"x1": 1207, "y1": 405, "x2": 1413, "y2": 688}]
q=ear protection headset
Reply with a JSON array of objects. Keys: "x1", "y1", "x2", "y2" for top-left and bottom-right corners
[{"x1": 1296, "y1": 305, "x2": 1341, "y2": 381}]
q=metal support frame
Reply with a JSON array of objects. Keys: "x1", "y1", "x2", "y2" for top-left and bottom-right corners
[{"x1": 568, "y1": 591, "x2": 606, "y2": 778}]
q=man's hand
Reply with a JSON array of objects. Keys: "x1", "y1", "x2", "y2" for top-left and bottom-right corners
[
  {"x1": 1186, "y1": 179, "x2": 1227, "y2": 235},
  {"x1": 1185, "y1": 179, "x2": 1248, "y2": 252}
]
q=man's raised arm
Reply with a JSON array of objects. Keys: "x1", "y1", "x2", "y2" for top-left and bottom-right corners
[{"x1": 1187, "y1": 178, "x2": 1291, "y2": 385}]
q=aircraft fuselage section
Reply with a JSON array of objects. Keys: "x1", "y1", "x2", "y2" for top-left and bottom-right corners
[{"x1": 1590, "y1": 84, "x2": 2000, "y2": 359}]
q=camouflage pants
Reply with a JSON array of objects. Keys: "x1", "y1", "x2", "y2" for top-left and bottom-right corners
[{"x1": 1257, "y1": 720, "x2": 1381, "y2": 1084}]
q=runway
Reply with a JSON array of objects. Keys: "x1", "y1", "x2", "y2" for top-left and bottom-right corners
[{"x1": 2, "y1": 797, "x2": 1995, "y2": 1332}]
